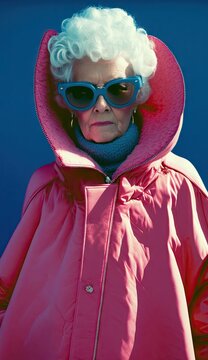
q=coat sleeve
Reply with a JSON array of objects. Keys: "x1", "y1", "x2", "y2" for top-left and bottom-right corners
[
  {"x1": 189, "y1": 255, "x2": 208, "y2": 360},
  {"x1": 0, "y1": 189, "x2": 44, "y2": 326},
  {"x1": 0, "y1": 163, "x2": 57, "y2": 326},
  {"x1": 163, "y1": 154, "x2": 208, "y2": 358},
  {"x1": 187, "y1": 188, "x2": 208, "y2": 360},
  {"x1": 170, "y1": 170, "x2": 208, "y2": 360}
]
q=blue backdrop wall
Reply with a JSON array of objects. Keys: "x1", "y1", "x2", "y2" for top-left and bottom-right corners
[{"x1": 1, "y1": 0, "x2": 208, "y2": 255}]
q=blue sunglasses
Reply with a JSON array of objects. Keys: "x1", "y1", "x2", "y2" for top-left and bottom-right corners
[{"x1": 57, "y1": 76, "x2": 143, "y2": 111}]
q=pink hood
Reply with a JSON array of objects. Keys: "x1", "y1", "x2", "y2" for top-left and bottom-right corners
[{"x1": 34, "y1": 30, "x2": 185, "y2": 178}]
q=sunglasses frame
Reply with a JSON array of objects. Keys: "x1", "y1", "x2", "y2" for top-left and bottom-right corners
[{"x1": 57, "y1": 75, "x2": 143, "y2": 111}]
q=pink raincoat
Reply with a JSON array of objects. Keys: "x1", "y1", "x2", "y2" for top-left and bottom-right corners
[{"x1": 0, "y1": 31, "x2": 208, "y2": 360}]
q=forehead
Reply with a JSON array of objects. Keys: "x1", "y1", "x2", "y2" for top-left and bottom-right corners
[{"x1": 71, "y1": 56, "x2": 134, "y2": 83}]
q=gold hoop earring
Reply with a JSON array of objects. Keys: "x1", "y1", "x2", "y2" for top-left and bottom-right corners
[
  {"x1": 132, "y1": 109, "x2": 136, "y2": 124},
  {"x1": 70, "y1": 112, "x2": 75, "y2": 128}
]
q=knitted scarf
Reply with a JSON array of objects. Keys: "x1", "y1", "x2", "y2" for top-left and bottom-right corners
[{"x1": 74, "y1": 122, "x2": 139, "y2": 178}]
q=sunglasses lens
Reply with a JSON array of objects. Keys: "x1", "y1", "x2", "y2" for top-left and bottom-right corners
[
  {"x1": 65, "y1": 86, "x2": 93, "y2": 109},
  {"x1": 107, "y1": 82, "x2": 135, "y2": 105}
]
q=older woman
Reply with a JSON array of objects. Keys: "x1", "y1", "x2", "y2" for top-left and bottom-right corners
[{"x1": 0, "y1": 6, "x2": 207, "y2": 360}]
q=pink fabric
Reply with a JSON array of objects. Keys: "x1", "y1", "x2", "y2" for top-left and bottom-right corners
[{"x1": 0, "y1": 30, "x2": 208, "y2": 360}]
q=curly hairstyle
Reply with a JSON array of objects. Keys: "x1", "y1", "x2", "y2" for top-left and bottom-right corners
[{"x1": 48, "y1": 6, "x2": 157, "y2": 103}]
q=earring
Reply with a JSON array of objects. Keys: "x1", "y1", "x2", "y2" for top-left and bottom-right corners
[
  {"x1": 132, "y1": 109, "x2": 136, "y2": 124},
  {"x1": 70, "y1": 112, "x2": 75, "y2": 128}
]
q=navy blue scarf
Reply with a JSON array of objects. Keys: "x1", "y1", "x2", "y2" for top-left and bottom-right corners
[{"x1": 74, "y1": 123, "x2": 139, "y2": 177}]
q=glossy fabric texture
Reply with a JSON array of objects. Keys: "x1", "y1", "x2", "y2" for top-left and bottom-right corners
[{"x1": 0, "y1": 31, "x2": 208, "y2": 360}]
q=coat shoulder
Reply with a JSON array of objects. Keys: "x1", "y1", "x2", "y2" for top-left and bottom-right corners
[
  {"x1": 163, "y1": 153, "x2": 208, "y2": 197},
  {"x1": 22, "y1": 162, "x2": 59, "y2": 214}
]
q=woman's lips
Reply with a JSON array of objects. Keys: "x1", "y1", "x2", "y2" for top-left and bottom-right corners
[{"x1": 91, "y1": 121, "x2": 114, "y2": 127}]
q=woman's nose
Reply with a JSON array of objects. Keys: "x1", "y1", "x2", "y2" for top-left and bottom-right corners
[{"x1": 94, "y1": 95, "x2": 110, "y2": 112}]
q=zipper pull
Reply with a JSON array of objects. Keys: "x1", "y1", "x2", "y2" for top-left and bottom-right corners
[{"x1": 105, "y1": 176, "x2": 112, "y2": 184}]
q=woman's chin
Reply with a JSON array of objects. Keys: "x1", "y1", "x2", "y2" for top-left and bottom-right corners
[
  {"x1": 90, "y1": 129, "x2": 121, "y2": 143},
  {"x1": 91, "y1": 134, "x2": 118, "y2": 143}
]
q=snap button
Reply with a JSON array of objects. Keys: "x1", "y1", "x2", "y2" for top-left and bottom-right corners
[{"x1": 85, "y1": 285, "x2": 94, "y2": 294}]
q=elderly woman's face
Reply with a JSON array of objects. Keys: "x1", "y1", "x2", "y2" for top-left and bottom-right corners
[{"x1": 71, "y1": 56, "x2": 137, "y2": 143}]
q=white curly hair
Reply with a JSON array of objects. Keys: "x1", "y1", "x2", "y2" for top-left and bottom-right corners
[{"x1": 48, "y1": 6, "x2": 157, "y2": 103}]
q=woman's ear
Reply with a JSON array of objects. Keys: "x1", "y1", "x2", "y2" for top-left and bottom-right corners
[
  {"x1": 135, "y1": 82, "x2": 151, "y2": 105},
  {"x1": 135, "y1": 89, "x2": 145, "y2": 105},
  {"x1": 55, "y1": 94, "x2": 69, "y2": 109}
]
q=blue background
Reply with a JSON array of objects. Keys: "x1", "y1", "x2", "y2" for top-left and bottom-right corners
[{"x1": 1, "y1": 0, "x2": 208, "y2": 255}]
